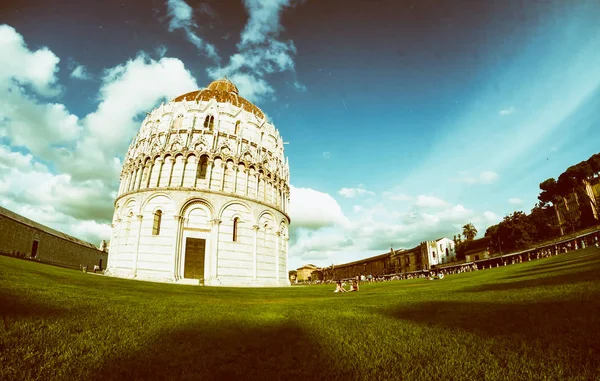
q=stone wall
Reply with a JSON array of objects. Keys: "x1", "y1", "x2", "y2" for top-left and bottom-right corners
[{"x1": 0, "y1": 206, "x2": 107, "y2": 270}]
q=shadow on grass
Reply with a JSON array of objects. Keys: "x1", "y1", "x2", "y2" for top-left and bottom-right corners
[
  {"x1": 511, "y1": 252, "x2": 600, "y2": 276},
  {"x1": 381, "y1": 298, "x2": 600, "y2": 378},
  {"x1": 466, "y1": 250, "x2": 600, "y2": 292},
  {"x1": 466, "y1": 268, "x2": 600, "y2": 292},
  {"x1": 0, "y1": 292, "x2": 69, "y2": 319},
  {"x1": 90, "y1": 322, "x2": 352, "y2": 381},
  {"x1": 383, "y1": 298, "x2": 600, "y2": 351}
]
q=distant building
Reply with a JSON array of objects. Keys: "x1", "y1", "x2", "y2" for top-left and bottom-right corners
[
  {"x1": 0, "y1": 206, "x2": 107, "y2": 270},
  {"x1": 554, "y1": 177, "x2": 600, "y2": 234},
  {"x1": 464, "y1": 237, "x2": 491, "y2": 262},
  {"x1": 106, "y1": 78, "x2": 291, "y2": 287},
  {"x1": 421, "y1": 237, "x2": 457, "y2": 266},
  {"x1": 322, "y1": 253, "x2": 390, "y2": 280},
  {"x1": 312, "y1": 237, "x2": 457, "y2": 281},
  {"x1": 296, "y1": 264, "x2": 318, "y2": 282}
]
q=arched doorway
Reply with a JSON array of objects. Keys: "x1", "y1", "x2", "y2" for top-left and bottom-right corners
[{"x1": 179, "y1": 200, "x2": 214, "y2": 284}]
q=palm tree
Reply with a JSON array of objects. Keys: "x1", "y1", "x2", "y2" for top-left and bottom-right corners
[{"x1": 462, "y1": 223, "x2": 477, "y2": 241}]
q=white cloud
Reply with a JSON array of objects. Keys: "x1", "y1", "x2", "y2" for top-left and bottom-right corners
[
  {"x1": 480, "y1": 171, "x2": 499, "y2": 184},
  {"x1": 0, "y1": 146, "x2": 113, "y2": 245},
  {"x1": 62, "y1": 53, "x2": 198, "y2": 181},
  {"x1": 289, "y1": 185, "x2": 349, "y2": 231},
  {"x1": 322, "y1": 151, "x2": 332, "y2": 159},
  {"x1": 499, "y1": 106, "x2": 515, "y2": 116},
  {"x1": 206, "y1": 0, "x2": 301, "y2": 102},
  {"x1": 458, "y1": 170, "x2": 499, "y2": 184},
  {"x1": 0, "y1": 26, "x2": 200, "y2": 245},
  {"x1": 508, "y1": 197, "x2": 524, "y2": 206},
  {"x1": 289, "y1": 228, "x2": 354, "y2": 261},
  {"x1": 0, "y1": 25, "x2": 79, "y2": 158},
  {"x1": 382, "y1": 191, "x2": 412, "y2": 202},
  {"x1": 483, "y1": 211, "x2": 500, "y2": 222},
  {"x1": 70, "y1": 64, "x2": 91, "y2": 80},
  {"x1": 338, "y1": 187, "x2": 375, "y2": 198},
  {"x1": 155, "y1": 44, "x2": 168, "y2": 58},
  {"x1": 0, "y1": 24, "x2": 61, "y2": 97},
  {"x1": 293, "y1": 80, "x2": 307, "y2": 92},
  {"x1": 284, "y1": 181, "x2": 502, "y2": 268},
  {"x1": 415, "y1": 195, "x2": 449, "y2": 208},
  {"x1": 165, "y1": 0, "x2": 219, "y2": 61}
]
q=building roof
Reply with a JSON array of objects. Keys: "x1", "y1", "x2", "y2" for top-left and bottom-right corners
[
  {"x1": 171, "y1": 78, "x2": 266, "y2": 120},
  {"x1": 331, "y1": 253, "x2": 390, "y2": 269},
  {"x1": 0, "y1": 205, "x2": 99, "y2": 250},
  {"x1": 393, "y1": 245, "x2": 420, "y2": 256},
  {"x1": 297, "y1": 264, "x2": 318, "y2": 270}
]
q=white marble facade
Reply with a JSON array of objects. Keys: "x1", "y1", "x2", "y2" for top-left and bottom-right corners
[
  {"x1": 106, "y1": 79, "x2": 291, "y2": 286},
  {"x1": 423, "y1": 237, "x2": 456, "y2": 266}
]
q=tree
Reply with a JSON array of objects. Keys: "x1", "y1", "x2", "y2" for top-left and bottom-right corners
[
  {"x1": 484, "y1": 224, "x2": 501, "y2": 253},
  {"x1": 528, "y1": 203, "x2": 560, "y2": 242},
  {"x1": 495, "y1": 211, "x2": 536, "y2": 253},
  {"x1": 538, "y1": 178, "x2": 558, "y2": 206},
  {"x1": 588, "y1": 153, "x2": 600, "y2": 176},
  {"x1": 462, "y1": 223, "x2": 477, "y2": 241}
]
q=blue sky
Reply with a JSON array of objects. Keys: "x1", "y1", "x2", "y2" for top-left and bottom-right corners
[{"x1": 1, "y1": 0, "x2": 599, "y2": 269}]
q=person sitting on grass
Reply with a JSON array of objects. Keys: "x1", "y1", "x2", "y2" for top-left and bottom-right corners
[
  {"x1": 334, "y1": 280, "x2": 347, "y2": 293},
  {"x1": 349, "y1": 279, "x2": 359, "y2": 292}
]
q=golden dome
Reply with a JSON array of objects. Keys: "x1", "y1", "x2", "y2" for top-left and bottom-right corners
[
  {"x1": 207, "y1": 77, "x2": 239, "y2": 94},
  {"x1": 172, "y1": 78, "x2": 265, "y2": 119}
]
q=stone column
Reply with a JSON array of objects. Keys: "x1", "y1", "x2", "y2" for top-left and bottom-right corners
[
  {"x1": 220, "y1": 162, "x2": 226, "y2": 191},
  {"x1": 136, "y1": 164, "x2": 146, "y2": 189},
  {"x1": 173, "y1": 215, "x2": 183, "y2": 280},
  {"x1": 166, "y1": 156, "x2": 175, "y2": 187},
  {"x1": 118, "y1": 175, "x2": 125, "y2": 195},
  {"x1": 210, "y1": 219, "x2": 222, "y2": 284},
  {"x1": 133, "y1": 214, "x2": 143, "y2": 276},
  {"x1": 129, "y1": 168, "x2": 137, "y2": 192},
  {"x1": 285, "y1": 236, "x2": 290, "y2": 285},
  {"x1": 244, "y1": 169, "x2": 250, "y2": 196},
  {"x1": 123, "y1": 170, "x2": 132, "y2": 193},
  {"x1": 252, "y1": 224, "x2": 259, "y2": 282},
  {"x1": 135, "y1": 167, "x2": 143, "y2": 190},
  {"x1": 275, "y1": 231, "x2": 280, "y2": 283},
  {"x1": 179, "y1": 158, "x2": 187, "y2": 187},
  {"x1": 264, "y1": 180, "x2": 268, "y2": 202},
  {"x1": 108, "y1": 219, "x2": 123, "y2": 271},
  {"x1": 206, "y1": 160, "x2": 214, "y2": 189},
  {"x1": 233, "y1": 166, "x2": 239, "y2": 193},
  {"x1": 145, "y1": 162, "x2": 154, "y2": 188},
  {"x1": 256, "y1": 175, "x2": 261, "y2": 199},
  {"x1": 154, "y1": 158, "x2": 164, "y2": 187}
]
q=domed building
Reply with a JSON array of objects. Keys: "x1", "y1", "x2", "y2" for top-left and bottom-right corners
[{"x1": 105, "y1": 78, "x2": 291, "y2": 287}]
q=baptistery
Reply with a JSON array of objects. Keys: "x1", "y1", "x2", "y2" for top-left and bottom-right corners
[{"x1": 106, "y1": 78, "x2": 291, "y2": 286}]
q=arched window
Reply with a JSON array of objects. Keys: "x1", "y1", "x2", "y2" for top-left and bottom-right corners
[
  {"x1": 234, "y1": 121, "x2": 241, "y2": 135},
  {"x1": 232, "y1": 217, "x2": 239, "y2": 242},
  {"x1": 203, "y1": 115, "x2": 215, "y2": 130},
  {"x1": 152, "y1": 210, "x2": 162, "y2": 235},
  {"x1": 197, "y1": 155, "x2": 209, "y2": 179}
]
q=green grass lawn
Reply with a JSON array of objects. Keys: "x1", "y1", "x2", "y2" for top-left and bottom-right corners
[{"x1": 1, "y1": 248, "x2": 600, "y2": 381}]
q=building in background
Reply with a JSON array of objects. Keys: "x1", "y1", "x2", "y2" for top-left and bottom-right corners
[
  {"x1": 295, "y1": 264, "x2": 318, "y2": 282},
  {"x1": 421, "y1": 237, "x2": 457, "y2": 266},
  {"x1": 106, "y1": 78, "x2": 291, "y2": 287},
  {"x1": 0, "y1": 206, "x2": 107, "y2": 270}
]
